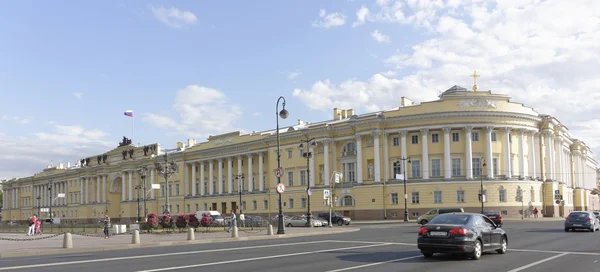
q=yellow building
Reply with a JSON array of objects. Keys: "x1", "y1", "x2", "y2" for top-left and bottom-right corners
[{"x1": 2, "y1": 85, "x2": 599, "y2": 223}]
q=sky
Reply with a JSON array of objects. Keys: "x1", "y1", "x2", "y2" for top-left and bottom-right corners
[{"x1": 1, "y1": 0, "x2": 599, "y2": 180}]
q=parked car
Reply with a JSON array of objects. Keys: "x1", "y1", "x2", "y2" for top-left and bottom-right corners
[
  {"x1": 317, "y1": 212, "x2": 351, "y2": 226},
  {"x1": 417, "y1": 212, "x2": 507, "y2": 260},
  {"x1": 417, "y1": 208, "x2": 465, "y2": 225},
  {"x1": 483, "y1": 211, "x2": 503, "y2": 227},
  {"x1": 285, "y1": 216, "x2": 322, "y2": 227},
  {"x1": 565, "y1": 211, "x2": 600, "y2": 232}
]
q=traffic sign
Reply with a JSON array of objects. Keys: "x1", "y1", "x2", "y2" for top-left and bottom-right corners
[
  {"x1": 275, "y1": 167, "x2": 284, "y2": 178},
  {"x1": 307, "y1": 188, "x2": 312, "y2": 196},
  {"x1": 323, "y1": 189, "x2": 330, "y2": 199},
  {"x1": 554, "y1": 190, "x2": 560, "y2": 195},
  {"x1": 276, "y1": 183, "x2": 286, "y2": 194},
  {"x1": 334, "y1": 173, "x2": 340, "y2": 183}
]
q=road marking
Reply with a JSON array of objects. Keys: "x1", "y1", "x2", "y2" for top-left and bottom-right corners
[
  {"x1": 0, "y1": 240, "x2": 338, "y2": 271},
  {"x1": 508, "y1": 248, "x2": 600, "y2": 256},
  {"x1": 134, "y1": 243, "x2": 395, "y2": 272},
  {"x1": 324, "y1": 255, "x2": 422, "y2": 272},
  {"x1": 506, "y1": 253, "x2": 569, "y2": 272},
  {"x1": 329, "y1": 240, "x2": 417, "y2": 246}
]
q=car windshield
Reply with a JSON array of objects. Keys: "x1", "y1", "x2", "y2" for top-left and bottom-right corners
[
  {"x1": 568, "y1": 212, "x2": 589, "y2": 219},
  {"x1": 334, "y1": 212, "x2": 342, "y2": 217},
  {"x1": 428, "y1": 214, "x2": 470, "y2": 225}
]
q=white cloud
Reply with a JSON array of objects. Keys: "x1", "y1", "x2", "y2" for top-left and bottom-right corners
[
  {"x1": 312, "y1": 9, "x2": 346, "y2": 28},
  {"x1": 352, "y1": 6, "x2": 369, "y2": 27},
  {"x1": 371, "y1": 29, "x2": 391, "y2": 43},
  {"x1": 0, "y1": 123, "x2": 112, "y2": 179},
  {"x1": 73, "y1": 92, "x2": 83, "y2": 100},
  {"x1": 2, "y1": 115, "x2": 31, "y2": 124},
  {"x1": 288, "y1": 71, "x2": 301, "y2": 80},
  {"x1": 144, "y1": 85, "x2": 243, "y2": 139},
  {"x1": 381, "y1": 70, "x2": 396, "y2": 77},
  {"x1": 150, "y1": 5, "x2": 197, "y2": 29},
  {"x1": 296, "y1": 0, "x2": 600, "y2": 157}
]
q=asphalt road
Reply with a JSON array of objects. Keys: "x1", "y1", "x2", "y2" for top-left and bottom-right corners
[{"x1": 0, "y1": 221, "x2": 599, "y2": 272}]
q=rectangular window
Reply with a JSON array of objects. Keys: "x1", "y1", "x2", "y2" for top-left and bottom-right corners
[
  {"x1": 411, "y1": 192, "x2": 420, "y2": 204},
  {"x1": 392, "y1": 162, "x2": 402, "y2": 178},
  {"x1": 195, "y1": 203, "x2": 199, "y2": 211},
  {"x1": 287, "y1": 171, "x2": 294, "y2": 186},
  {"x1": 262, "y1": 176, "x2": 266, "y2": 191},
  {"x1": 434, "y1": 191, "x2": 442, "y2": 203},
  {"x1": 493, "y1": 158, "x2": 498, "y2": 176},
  {"x1": 186, "y1": 204, "x2": 190, "y2": 213},
  {"x1": 391, "y1": 193, "x2": 399, "y2": 204},
  {"x1": 299, "y1": 148, "x2": 304, "y2": 158},
  {"x1": 472, "y1": 158, "x2": 481, "y2": 176},
  {"x1": 452, "y1": 158, "x2": 461, "y2": 176},
  {"x1": 299, "y1": 170, "x2": 306, "y2": 186},
  {"x1": 301, "y1": 198, "x2": 307, "y2": 208},
  {"x1": 411, "y1": 135, "x2": 419, "y2": 144},
  {"x1": 431, "y1": 133, "x2": 439, "y2": 143},
  {"x1": 411, "y1": 160, "x2": 421, "y2": 178},
  {"x1": 342, "y1": 163, "x2": 356, "y2": 182},
  {"x1": 242, "y1": 201, "x2": 247, "y2": 210},
  {"x1": 252, "y1": 200, "x2": 257, "y2": 210},
  {"x1": 456, "y1": 190, "x2": 465, "y2": 202},
  {"x1": 287, "y1": 150, "x2": 292, "y2": 159},
  {"x1": 472, "y1": 132, "x2": 480, "y2": 141},
  {"x1": 491, "y1": 132, "x2": 497, "y2": 142},
  {"x1": 289, "y1": 199, "x2": 294, "y2": 209},
  {"x1": 263, "y1": 200, "x2": 268, "y2": 210},
  {"x1": 392, "y1": 137, "x2": 399, "y2": 146},
  {"x1": 203, "y1": 203, "x2": 208, "y2": 210},
  {"x1": 431, "y1": 159, "x2": 441, "y2": 177},
  {"x1": 452, "y1": 132, "x2": 460, "y2": 142},
  {"x1": 175, "y1": 184, "x2": 180, "y2": 196},
  {"x1": 499, "y1": 189, "x2": 507, "y2": 202}
]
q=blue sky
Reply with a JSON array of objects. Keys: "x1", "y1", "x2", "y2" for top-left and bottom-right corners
[{"x1": 1, "y1": 0, "x2": 599, "y2": 179}]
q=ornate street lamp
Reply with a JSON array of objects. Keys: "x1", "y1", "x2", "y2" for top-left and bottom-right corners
[
  {"x1": 235, "y1": 174, "x2": 244, "y2": 214},
  {"x1": 299, "y1": 138, "x2": 316, "y2": 228},
  {"x1": 154, "y1": 151, "x2": 179, "y2": 214},
  {"x1": 139, "y1": 166, "x2": 149, "y2": 219},
  {"x1": 276, "y1": 96, "x2": 289, "y2": 235},
  {"x1": 396, "y1": 157, "x2": 411, "y2": 222},
  {"x1": 480, "y1": 157, "x2": 487, "y2": 214},
  {"x1": 48, "y1": 180, "x2": 53, "y2": 223}
]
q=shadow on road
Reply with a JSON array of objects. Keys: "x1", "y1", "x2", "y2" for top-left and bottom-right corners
[
  {"x1": 333, "y1": 250, "x2": 489, "y2": 264},
  {"x1": 526, "y1": 229, "x2": 592, "y2": 233}
]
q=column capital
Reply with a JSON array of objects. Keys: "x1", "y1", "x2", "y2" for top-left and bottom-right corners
[
  {"x1": 399, "y1": 130, "x2": 408, "y2": 137},
  {"x1": 514, "y1": 128, "x2": 525, "y2": 135},
  {"x1": 484, "y1": 126, "x2": 494, "y2": 133},
  {"x1": 371, "y1": 130, "x2": 381, "y2": 137},
  {"x1": 218, "y1": 158, "x2": 224, "y2": 162},
  {"x1": 355, "y1": 134, "x2": 363, "y2": 141},
  {"x1": 246, "y1": 153, "x2": 254, "y2": 158},
  {"x1": 502, "y1": 127, "x2": 512, "y2": 133},
  {"x1": 237, "y1": 155, "x2": 243, "y2": 160},
  {"x1": 420, "y1": 128, "x2": 429, "y2": 134},
  {"x1": 321, "y1": 138, "x2": 333, "y2": 144},
  {"x1": 227, "y1": 156, "x2": 233, "y2": 161},
  {"x1": 442, "y1": 127, "x2": 451, "y2": 133},
  {"x1": 463, "y1": 126, "x2": 474, "y2": 132}
]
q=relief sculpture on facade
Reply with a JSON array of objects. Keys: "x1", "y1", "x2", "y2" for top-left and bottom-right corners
[{"x1": 457, "y1": 99, "x2": 497, "y2": 109}]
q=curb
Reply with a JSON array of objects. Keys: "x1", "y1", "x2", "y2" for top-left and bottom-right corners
[{"x1": 0, "y1": 228, "x2": 360, "y2": 258}]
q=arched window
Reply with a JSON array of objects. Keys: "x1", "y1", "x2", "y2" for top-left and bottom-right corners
[
  {"x1": 341, "y1": 195, "x2": 355, "y2": 206},
  {"x1": 343, "y1": 142, "x2": 356, "y2": 154}
]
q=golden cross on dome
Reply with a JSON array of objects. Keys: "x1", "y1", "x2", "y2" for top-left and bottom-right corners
[{"x1": 470, "y1": 70, "x2": 480, "y2": 91}]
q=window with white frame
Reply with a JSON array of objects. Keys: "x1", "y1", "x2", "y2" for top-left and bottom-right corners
[
  {"x1": 392, "y1": 137, "x2": 399, "y2": 146},
  {"x1": 434, "y1": 191, "x2": 442, "y2": 203},
  {"x1": 411, "y1": 192, "x2": 420, "y2": 204},
  {"x1": 299, "y1": 170, "x2": 306, "y2": 185},
  {"x1": 472, "y1": 132, "x2": 480, "y2": 141},
  {"x1": 452, "y1": 132, "x2": 460, "y2": 142},
  {"x1": 252, "y1": 200, "x2": 257, "y2": 210},
  {"x1": 472, "y1": 158, "x2": 481, "y2": 176},
  {"x1": 391, "y1": 193, "x2": 398, "y2": 204},
  {"x1": 431, "y1": 133, "x2": 439, "y2": 143},
  {"x1": 411, "y1": 135, "x2": 419, "y2": 144},
  {"x1": 288, "y1": 199, "x2": 294, "y2": 209},
  {"x1": 411, "y1": 160, "x2": 421, "y2": 178},
  {"x1": 342, "y1": 162, "x2": 356, "y2": 183},
  {"x1": 491, "y1": 132, "x2": 497, "y2": 141},
  {"x1": 301, "y1": 198, "x2": 306, "y2": 208},
  {"x1": 343, "y1": 196, "x2": 354, "y2": 206},
  {"x1": 431, "y1": 159, "x2": 441, "y2": 177},
  {"x1": 263, "y1": 200, "x2": 268, "y2": 210},
  {"x1": 393, "y1": 161, "x2": 402, "y2": 178},
  {"x1": 493, "y1": 158, "x2": 498, "y2": 176},
  {"x1": 452, "y1": 158, "x2": 461, "y2": 176},
  {"x1": 499, "y1": 188, "x2": 507, "y2": 202},
  {"x1": 287, "y1": 171, "x2": 294, "y2": 186},
  {"x1": 456, "y1": 190, "x2": 465, "y2": 202},
  {"x1": 287, "y1": 149, "x2": 292, "y2": 158}
]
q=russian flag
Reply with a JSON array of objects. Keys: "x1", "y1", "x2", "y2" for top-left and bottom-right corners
[{"x1": 124, "y1": 110, "x2": 133, "y2": 117}]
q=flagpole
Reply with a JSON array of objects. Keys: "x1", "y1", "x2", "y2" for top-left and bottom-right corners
[{"x1": 132, "y1": 113, "x2": 135, "y2": 146}]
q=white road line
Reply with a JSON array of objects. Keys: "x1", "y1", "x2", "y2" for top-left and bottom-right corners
[
  {"x1": 506, "y1": 253, "x2": 569, "y2": 272},
  {"x1": 0, "y1": 240, "x2": 338, "y2": 271},
  {"x1": 324, "y1": 255, "x2": 422, "y2": 272},
  {"x1": 134, "y1": 243, "x2": 395, "y2": 272},
  {"x1": 508, "y1": 248, "x2": 600, "y2": 256}
]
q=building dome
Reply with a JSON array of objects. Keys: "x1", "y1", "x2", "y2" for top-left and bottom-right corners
[{"x1": 438, "y1": 85, "x2": 472, "y2": 98}]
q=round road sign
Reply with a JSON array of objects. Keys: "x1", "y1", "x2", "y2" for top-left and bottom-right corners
[
  {"x1": 276, "y1": 183, "x2": 286, "y2": 194},
  {"x1": 275, "y1": 167, "x2": 284, "y2": 178}
]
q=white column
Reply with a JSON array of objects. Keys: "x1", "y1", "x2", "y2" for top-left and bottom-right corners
[
  {"x1": 534, "y1": 132, "x2": 542, "y2": 180},
  {"x1": 503, "y1": 127, "x2": 512, "y2": 179},
  {"x1": 150, "y1": 168, "x2": 155, "y2": 199},
  {"x1": 517, "y1": 129, "x2": 525, "y2": 179},
  {"x1": 247, "y1": 154, "x2": 254, "y2": 191},
  {"x1": 218, "y1": 158, "x2": 224, "y2": 194},
  {"x1": 128, "y1": 171, "x2": 133, "y2": 201},
  {"x1": 2, "y1": 189, "x2": 5, "y2": 210},
  {"x1": 355, "y1": 135, "x2": 363, "y2": 184},
  {"x1": 443, "y1": 127, "x2": 452, "y2": 179},
  {"x1": 14, "y1": 188, "x2": 18, "y2": 209},
  {"x1": 200, "y1": 161, "x2": 206, "y2": 196},
  {"x1": 237, "y1": 155, "x2": 243, "y2": 191},
  {"x1": 373, "y1": 131, "x2": 381, "y2": 183},
  {"x1": 82, "y1": 178, "x2": 86, "y2": 203},
  {"x1": 309, "y1": 146, "x2": 315, "y2": 187},
  {"x1": 191, "y1": 163, "x2": 197, "y2": 196},
  {"x1": 258, "y1": 153, "x2": 265, "y2": 191},
  {"x1": 464, "y1": 126, "x2": 473, "y2": 180},
  {"x1": 528, "y1": 131, "x2": 537, "y2": 180},
  {"x1": 332, "y1": 141, "x2": 337, "y2": 173},
  {"x1": 555, "y1": 139, "x2": 562, "y2": 182},
  {"x1": 400, "y1": 130, "x2": 407, "y2": 160},
  {"x1": 96, "y1": 177, "x2": 100, "y2": 203},
  {"x1": 383, "y1": 133, "x2": 389, "y2": 182},
  {"x1": 184, "y1": 163, "x2": 190, "y2": 196},
  {"x1": 579, "y1": 153, "x2": 584, "y2": 188},
  {"x1": 484, "y1": 126, "x2": 494, "y2": 179},
  {"x1": 421, "y1": 128, "x2": 430, "y2": 180},
  {"x1": 323, "y1": 140, "x2": 331, "y2": 186},
  {"x1": 209, "y1": 160, "x2": 214, "y2": 195},
  {"x1": 102, "y1": 175, "x2": 107, "y2": 203},
  {"x1": 228, "y1": 158, "x2": 234, "y2": 193},
  {"x1": 544, "y1": 131, "x2": 553, "y2": 181},
  {"x1": 61, "y1": 182, "x2": 65, "y2": 205}
]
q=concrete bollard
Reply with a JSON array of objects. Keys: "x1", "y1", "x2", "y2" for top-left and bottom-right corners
[
  {"x1": 132, "y1": 229, "x2": 140, "y2": 244},
  {"x1": 187, "y1": 228, "x2": 195, "y2": 240},
  {"x1": 231, "y1": 226, "x2": 239, "y2": 238},
  {"x1": 63, "y1": 232, "x2": 73, "y2": 249},
  {"x1": 267, "y1": 224, "x2": 274, "y2": 236}
]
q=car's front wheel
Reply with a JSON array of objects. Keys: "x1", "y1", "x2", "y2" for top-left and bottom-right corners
[
  {"x1": 496, "y1": 236, "x2": 507, "y2": 254},
  {"x1": 469, "y1": 240, "x2": 482, "y2": 260},
  {"x1": 419, "y1": 219, "x2": 428, "y2": 225},
  {"x1": 421, "y1": 251, "x2": 433, "y2": 258},
  {"x1": 337, "y1": 219, "x2": 344, "y2": 226},
  {"x1": 286, "y1": 223, "x2": 293, "y2": 227},
  {"x1": 565, "y1": 228, "x2": 570, "y2": 232}
]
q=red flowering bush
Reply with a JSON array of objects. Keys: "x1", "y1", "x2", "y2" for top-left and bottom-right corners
[
  {"x1": 188, "y1": 213, "x2": 200, "y2": 228},
  {"x1": 200, "y1": 212, "x2": 214, "y2": 227},
  {"x1": 146, "y1": 213, "x2": 159, "y2": 229},
  {"x1": 160, "y1": 213, "x2": 173, "y2": 228},
  {"x1": 175, "y1": 214, "x2": 187, "y2": 228}
]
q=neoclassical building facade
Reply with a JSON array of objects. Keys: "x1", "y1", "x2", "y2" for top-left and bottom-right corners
[{"x1": 2, "y1": 86, "x2": 598, "y2": 222}]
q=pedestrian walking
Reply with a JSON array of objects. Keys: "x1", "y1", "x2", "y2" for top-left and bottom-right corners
[
  {"x1": 35, "y1": 218, "x2": 41, "y2": 235},
  {"x1": 227, "y1": 210, "x2": 237, "y2": 233},
  {"x1": 533, "y1": 208, "x2": 538, "y2": 218},
  {"x1": 103, "y1": 214, "x2": 111, "y2": 238},
  {"x1": 239, "y1": 212, "x2": 245, "y2": 228},
  {"x1": 27, "y1": 215, "x2": 36, "y2": 236}
]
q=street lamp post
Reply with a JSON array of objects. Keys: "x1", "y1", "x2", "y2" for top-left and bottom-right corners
[
  {"x1": 396, "y1": 157, "x2": 411, "y2": 222},
  {"x1": 480, "y1": 157, "x2": 487, "y2": 214},
  {"x1": 36, "y1": 196, "x2": 41, "y2": 217},
  {"x1": 276, "y1": 96, "x2": 289, "y2": 235},
  {"x1": 154, "y1": 151, "x2": 179, "y2": 214},
  {"x1": 299, "y1": 138, "x2": 316, "y2": 228},
  {"x1": 139, "y1": 166, "x2": 149, "y2": 219},
  {"x1": 48, "y1": 180, "x2": 53, "y2": 224},
  {"x1": 235, "y1": 174, "x2": 244, "y2": 214},
  {"x1": 135, "y1": 185, "x2": 142, "y2": 222}
]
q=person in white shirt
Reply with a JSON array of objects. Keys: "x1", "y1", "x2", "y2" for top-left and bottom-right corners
[
  {"x1": 27, "y1": 215, "x2": 36, "y2": 236},
  {"x1": 239, "y1": 213, "x2": 245, "y2": 227},
  {"x1": 228, "y1": 210, "x2": 237, "y2": 233}
]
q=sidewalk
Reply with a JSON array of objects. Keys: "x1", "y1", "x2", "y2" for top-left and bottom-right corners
[{"x1": 0, "y1": 227, "x2": 359, "y2": 258}]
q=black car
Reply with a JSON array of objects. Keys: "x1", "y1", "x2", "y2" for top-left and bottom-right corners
[
  {"x1": 417, "y1": 212, "x2": 507, "y2": 260},
  {"x1": 317, "y1": 212, "x2": 351, "y2": 226}
]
